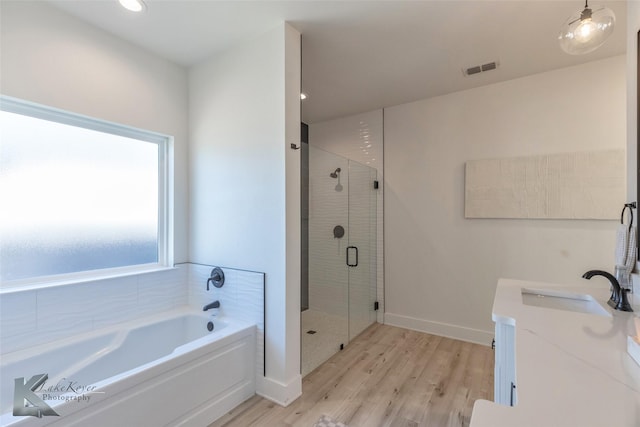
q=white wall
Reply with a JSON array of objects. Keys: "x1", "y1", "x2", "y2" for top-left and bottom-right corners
[
  {"x1": 628, "y1": 2, "x2": 639, "y2": 203},
  {"x1": 0, "y1": 1, "x2": 189, "y2": 262},
  {"x1": 384, "y1": 55, "x2": 627, "y2": 344},
  {"x1": 188, "y1": 23, "x2": 301, "y2": 405},
  {"x1": 283, "y1": 24, "x2": 302, "y2": 404}
]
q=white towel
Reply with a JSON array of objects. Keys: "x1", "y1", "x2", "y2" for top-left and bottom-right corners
[
  {"x1": 615, "y1": 225, "x2": 636, "y2": 289},
  {"x1": 625, "y1": 226, "x2": 637, "y2": 273},
  {"x1": 615, "y1": 224, "x2": 630, "y2": 267}
]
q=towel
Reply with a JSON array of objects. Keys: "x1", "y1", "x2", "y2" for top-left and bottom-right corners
[
  {"x1": 626, "y1": 227, "x2": 637, "y2": 273},
  {"x1": 615, "y1": 225, "x2": 636, "y2": 289},
  {"x1": 615, "y1": 224, "x2": 630, "y2": 266}
]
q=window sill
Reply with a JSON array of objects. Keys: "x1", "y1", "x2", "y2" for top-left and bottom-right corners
[{"x1": 0, "y1": 265, "x2": 177, "y2": 295}]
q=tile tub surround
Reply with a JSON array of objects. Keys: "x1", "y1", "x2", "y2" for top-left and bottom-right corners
[
  {"x1": 0, "y1": 263, "x2": 266, "y2": 377},
  {"x1": 0, "y1": 261, "x2": 266, "y2": 414},
  {"x1": 0, "y1": 267, "x2": 188, "y2": 355},
  {"x1": 186, "y1": 263, "x2": 265, "y2": 377},
  {"x1": 470, "y1": 279, "x2": 640, "y2": 426}
]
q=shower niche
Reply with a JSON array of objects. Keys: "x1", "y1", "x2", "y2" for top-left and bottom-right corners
[{"x1": 301, "y1": 145, "x2": 377, "y2": 376}]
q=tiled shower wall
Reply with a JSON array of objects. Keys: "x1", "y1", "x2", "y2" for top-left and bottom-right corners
[
  {"x1": 0, "y1": 263, "x2": 265, "y2": 378},
  {"x1": 309, "y1": 109, "x2": 384, "y2": 323},
  {"x1": 308, "y1": 147, "x2": 350, "y2": 319}
]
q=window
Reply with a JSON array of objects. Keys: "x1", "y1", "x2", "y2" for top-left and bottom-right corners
[{"x1": 0, "y1": 96, "x2": 173, "y2": 285}]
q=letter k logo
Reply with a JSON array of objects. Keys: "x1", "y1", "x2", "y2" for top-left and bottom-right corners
[{"x1": 13, "y1": 374, "x2": 59, "y2": 418}]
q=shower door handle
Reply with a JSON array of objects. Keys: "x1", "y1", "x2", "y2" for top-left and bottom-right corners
[{"x1": 346, "y1": 246, "x2": 358, "y2": 267}]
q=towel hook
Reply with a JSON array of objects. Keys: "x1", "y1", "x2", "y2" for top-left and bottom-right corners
[{"x1": 621, "y1": 202, "x2": 636, "y2": 231}]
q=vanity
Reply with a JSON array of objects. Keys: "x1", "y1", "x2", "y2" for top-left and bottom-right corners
[{"x1": 470, "y1": 278, "x2": 640, "y2": 426}]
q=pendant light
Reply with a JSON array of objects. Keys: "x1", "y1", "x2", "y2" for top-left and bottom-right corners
[{"x1": 558, "y1": 0, "x2": 615, "y2": 55}]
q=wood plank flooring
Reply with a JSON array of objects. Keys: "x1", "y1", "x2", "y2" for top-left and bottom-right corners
[{"x1": 209, "y1": 323, "x2": 494, "y2": 427}]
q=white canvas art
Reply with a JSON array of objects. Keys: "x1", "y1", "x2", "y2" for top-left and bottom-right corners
[{"x1": 465, "y1": 150, "x2": 626, "y2": 219}]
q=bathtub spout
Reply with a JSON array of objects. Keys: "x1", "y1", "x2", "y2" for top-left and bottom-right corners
[{"x1": 203, "y1": 300, "x2": 220, "y2": 311}]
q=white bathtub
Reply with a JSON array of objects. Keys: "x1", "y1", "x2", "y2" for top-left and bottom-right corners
[{"x1": 0, "y1": 308, "x2": 256, "y2": 427}]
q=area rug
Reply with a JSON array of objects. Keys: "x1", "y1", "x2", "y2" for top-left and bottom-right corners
[{"x1": 313, "y1": 414, "x2": 348, "y2": 427}]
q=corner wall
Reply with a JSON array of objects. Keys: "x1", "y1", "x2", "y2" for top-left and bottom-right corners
[
  {"x1": 384, "y1": 56, "x2": 627, "y2": 344},
  {"x1": 188, "y1": 23, "x2": 301, "y2": 405}
]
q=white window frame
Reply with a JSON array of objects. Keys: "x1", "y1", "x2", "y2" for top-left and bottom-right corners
[{"x1": 0, "y1": 95, "x2": 174, "y2": 291}]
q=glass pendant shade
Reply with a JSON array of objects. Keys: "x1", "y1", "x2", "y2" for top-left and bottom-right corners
[{"x1": 558, "y1": 3, "x2": 615, "y2": 55}]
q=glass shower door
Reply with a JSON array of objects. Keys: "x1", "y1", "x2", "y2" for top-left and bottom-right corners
[
  {"x1": 347, "y1": 160, "x2": 377, "y2": 340},
  {"x1": 304, "y1": 147, "x2": 349, "y2": 376},
  {"x1": 303, "y1": 146, "x2": 377, "y2": 377}
]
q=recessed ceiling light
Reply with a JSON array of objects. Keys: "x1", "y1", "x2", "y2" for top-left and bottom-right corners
[
  {"x1": 119, "y1": 0, "x2": 146, "y2": 12},
  {"x1": 300, "y1": 93, "x2": 308, "y2": 100}
]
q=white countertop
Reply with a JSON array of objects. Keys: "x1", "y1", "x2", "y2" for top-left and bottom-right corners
[{"x1": 470, "y1": 278, "x2": 640, "y2": 427}]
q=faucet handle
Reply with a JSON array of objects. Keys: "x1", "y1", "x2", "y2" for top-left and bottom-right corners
[{"x1": 206, "y1": 267, "x2": 225, "y2": 291}]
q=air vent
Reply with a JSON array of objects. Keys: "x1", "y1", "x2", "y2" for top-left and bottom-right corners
[
  {"x1": 481, "y1": 62, "x2": 497, "y2": 72},
  {"x1": 466, "y1": 66, "x2": 482, "y2": 75},
  {"x1": 463, "y1": 60, "x2": 500, "y2": 77}
]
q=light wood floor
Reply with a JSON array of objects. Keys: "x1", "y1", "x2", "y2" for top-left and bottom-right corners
[{"x1": 209, "y1": 323, "x2": 494, "y2": 427}]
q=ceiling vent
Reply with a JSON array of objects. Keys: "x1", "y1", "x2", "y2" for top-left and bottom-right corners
[{"x1": 463, "y1": 60, "x2": 500, "y2": 77}]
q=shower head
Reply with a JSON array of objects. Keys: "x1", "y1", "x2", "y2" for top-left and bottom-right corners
[{"x1": 330, "y1": 168, "x2": 341, "y2": 178}]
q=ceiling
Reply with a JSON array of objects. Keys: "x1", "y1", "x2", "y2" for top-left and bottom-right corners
[{"x1": 47, "y1": 0, "x2": 628, "y2": 123}]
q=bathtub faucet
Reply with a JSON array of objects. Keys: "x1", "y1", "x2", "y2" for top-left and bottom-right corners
[{"x1": 203, "y1": 300, "x2": 220, "y2": 311}]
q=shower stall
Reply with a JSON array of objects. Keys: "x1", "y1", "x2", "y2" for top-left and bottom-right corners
[{"x1": 301, "y1": 144, "x2": 377, "y2": 376}]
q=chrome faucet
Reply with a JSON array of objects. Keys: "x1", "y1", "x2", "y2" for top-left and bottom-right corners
[
  {"x1": 582, "y1": 270, "x2": 633, "y2": 312},
  {"x1": 203, "y1": 300, "x2": 220, "y2": 311}
]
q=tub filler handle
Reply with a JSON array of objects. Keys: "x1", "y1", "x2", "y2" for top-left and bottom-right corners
[{"x1": 206, "y1": 267, "x2": 225, "y2": 290}]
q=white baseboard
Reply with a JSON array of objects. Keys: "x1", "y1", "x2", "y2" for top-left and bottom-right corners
[
  {"x1": 256, "y1": 374, "x2": 302, "y2": 407},
  {"x1": 384, "y1": 312, "x2": 493, "y2": 346}
]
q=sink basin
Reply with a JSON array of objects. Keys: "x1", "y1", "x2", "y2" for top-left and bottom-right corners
[{"x1": 521, "y1": 288, "x2": 610, "y2": 317}]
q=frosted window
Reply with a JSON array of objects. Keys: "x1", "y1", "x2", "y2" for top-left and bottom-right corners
[{"x1": 0, "y1": 108, "x2": 162, "y2": 282}]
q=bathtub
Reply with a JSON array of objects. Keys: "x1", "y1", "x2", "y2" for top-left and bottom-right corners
[{"x1": 0, "y1": 308, "x2": 256, "y2": 427}]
